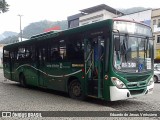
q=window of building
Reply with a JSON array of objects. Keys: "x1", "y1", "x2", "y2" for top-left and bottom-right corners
[
  {"x1": 69, "y1": 19, "x2": 79, "y2": 28},
  {"x1": 153, "y1": 20, "x2": 156, "y2": 26},
  {"x1": 157, "y1": 36, "x2": 160, "y2": 43},
  {"x1": 158, "y1": 19, "x2": 160, "y2": 27}
]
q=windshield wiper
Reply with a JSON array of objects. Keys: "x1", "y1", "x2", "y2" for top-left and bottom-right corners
[
  {"x1": 122, "y1": 35, "x2": 128, "y2": 63},
  {"x1": 145, "y1": 37, "x2": 149, "y2": 56},
  {"x1": 123, "y1": 42, "x2": 127, "y2": 62}
]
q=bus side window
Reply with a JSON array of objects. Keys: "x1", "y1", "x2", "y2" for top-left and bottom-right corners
[
  {"x1": 76, "y1": 41, "x2": 84, "y2": 60},
  {"x1": 52, "y1": 50, "x2": 62, "y2": 61},
  {"x1": 10, "y1": 52, "x2": 15, "y2": 60},
  {"x1": 17, "y1": 47, "x2": 25, "y2": 61},
  {"x1": 3, "y1": 50, "x2": 9, "y2": 63},
  {"x1": 50, "y1": 47, "x2": 62, "y2": 61},
  {"x1": 66, "y1": 36, "x2": 84, "y2": 61},
  {"x1": 25, "y1": 46, "x2": 35, "y2": 61},
  {"x1": 66, "y1": 44, "x2": 76, "y2": 60},
  {"x1": 59, "y1": 40, "x2": 66, "y2": 60},
  {"x1": 25, "y1": 49, "x2": 31, "y2": 59}
]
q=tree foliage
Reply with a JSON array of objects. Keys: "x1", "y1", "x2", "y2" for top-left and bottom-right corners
[{"x1": 0, "y1": 0, "x2": 9, "y2": 13}]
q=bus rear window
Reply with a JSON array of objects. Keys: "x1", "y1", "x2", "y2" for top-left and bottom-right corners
[
  {"x1": 4, "y1": 50, "x2": 9, "y2": 57},
  {"x1": 3, "y1": 50, "x2": 10, "y2": 62}
]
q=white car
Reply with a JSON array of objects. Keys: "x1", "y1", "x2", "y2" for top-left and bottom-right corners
[{"x1": 154, "y1": 64, "x2": 160, "y2": 83}]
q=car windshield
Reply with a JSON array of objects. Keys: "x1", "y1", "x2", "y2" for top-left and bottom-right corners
[
  {"x1": 113, "y1": 35, "x2": 153, "y2": 73},
  {"x1": 154, "y1": 64, "x2": 160, "y2": 71}
]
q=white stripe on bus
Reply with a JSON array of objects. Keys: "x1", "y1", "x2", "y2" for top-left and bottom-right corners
[{"x1": 5, "y1": 64, "x2": 82, "y2": 78}]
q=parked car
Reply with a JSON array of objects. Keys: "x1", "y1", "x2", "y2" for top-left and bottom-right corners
[{"x1": 154, "y1": 64, "x2": 160, "y2": 83}]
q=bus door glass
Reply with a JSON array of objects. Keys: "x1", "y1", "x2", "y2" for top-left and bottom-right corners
[{"x1": 84, "y1": 36, "x2": 104, "y2": 97}]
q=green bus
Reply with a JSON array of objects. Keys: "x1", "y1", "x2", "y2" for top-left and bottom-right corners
[{"x1": 3, "y1": 19, "x2": 154, "y2": 101}]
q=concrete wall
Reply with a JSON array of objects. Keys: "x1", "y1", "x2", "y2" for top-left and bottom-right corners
[
  {"x1": 79, "y1": 10, "x2": 117, "y2": 26},
  {"x1": 152, "y1": 8, "x2": 160, "y2": 60}
]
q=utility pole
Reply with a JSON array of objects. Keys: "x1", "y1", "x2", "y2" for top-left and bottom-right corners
[{"x1": 18, "y1": 14, "x2": 23, "y2": 42}]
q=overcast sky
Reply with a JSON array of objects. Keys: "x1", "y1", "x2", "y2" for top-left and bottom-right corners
[{"x1": 0, "y1": 0, "x2": 159, "y2": 34}]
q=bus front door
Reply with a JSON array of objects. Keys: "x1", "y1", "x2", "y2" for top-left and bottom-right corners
[{"x1": 84, "y1": 37, "x2": 104, "y2": 98}]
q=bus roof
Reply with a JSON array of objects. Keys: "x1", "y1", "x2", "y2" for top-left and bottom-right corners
[
  {"x1": 4, "y1": 18, "x2": 151, "y2": 50},
  {"x1": 3, "y1": 19, "x2": 112, "y2": 50}
]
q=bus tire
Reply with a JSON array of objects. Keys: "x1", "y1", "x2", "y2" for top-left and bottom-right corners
[
  {"x1": 68, "y1": 79, "x2": 85, "y2": 100},
  {"x1": 19, "y1": 74, "x2": 27, "y2": 87}
]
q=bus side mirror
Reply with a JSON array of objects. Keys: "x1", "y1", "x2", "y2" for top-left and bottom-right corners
[{"x1": 114, "y1": 37, "x2": 120, "y2": 51}]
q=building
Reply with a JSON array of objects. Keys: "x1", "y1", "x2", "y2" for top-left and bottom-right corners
[
  {"x1": 67, "y1": 4, "x2": 123, "y2": 28},
  {"x1": 79, "y1": 4, "x2": 123, "y2": 26},
  {"x1": 67, "y1": 4, "x2": 160, "y2": 62},
  {"x1": 67, "y1": 13, "x2": 84, "y2": 29},
  {"x1": 151, "y1": 8, "x2": 160, "y2": 62},
  {"x1": 117, "y1": 9, "x2": 152, "y2": 26}
]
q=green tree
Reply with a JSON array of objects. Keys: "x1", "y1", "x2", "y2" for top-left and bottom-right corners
[{"x1": 0, "y1": 0, "x2": 9, "y2": 13}]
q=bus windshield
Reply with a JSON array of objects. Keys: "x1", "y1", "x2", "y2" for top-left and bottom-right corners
[
  {"x1": 113, "y1": 21, "x2": 153, "y2": 73},
  {"x1": 114, "y1": 36, "x2": 153, "y2": 73}
]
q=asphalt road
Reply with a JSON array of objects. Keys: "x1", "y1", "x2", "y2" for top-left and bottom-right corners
[{"x1": 0, "y1": 69, "x2": 160, "y2": 120}]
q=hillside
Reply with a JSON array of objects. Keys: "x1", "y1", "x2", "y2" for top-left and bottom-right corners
[
  {"x1": 22, "y1": 20, "x2": 68, "y2": 39},
  {"x1": 0, "y1": 31, "x2": 18, "y2": 40},
  {"x1": 0, "y1": 20, "x2": 68, "y2": 44},
  {"x1": 118, "y1": 7, "x2": 149, "y2": 14}
]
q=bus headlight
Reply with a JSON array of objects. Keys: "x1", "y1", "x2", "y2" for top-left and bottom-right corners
[
  {"x1": 111, "y1": 77, "x2": 126, "y2": 89},
  {"x1": 148, "y1": 77, "x2": 154, "y2": 86}
]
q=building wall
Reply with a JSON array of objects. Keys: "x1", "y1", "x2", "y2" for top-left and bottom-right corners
[
  {"x1": 79, "y1": 10, "x2": 117, "y2": 26},
  {"x1": 152, "y1": 8, "x2": 160, "y2": 60}
]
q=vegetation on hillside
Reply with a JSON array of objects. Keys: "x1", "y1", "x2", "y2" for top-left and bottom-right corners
[
  {"x1": 0, "y1": 20, "x2": 68, "y2": 44},
  {"x1": 22, "y1": 20, "x2": 68, "y2": 39}
]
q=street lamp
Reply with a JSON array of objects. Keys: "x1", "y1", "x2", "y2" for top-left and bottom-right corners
[{"x1": 18, "y1": 14, "x2": 23, "y2": 42}]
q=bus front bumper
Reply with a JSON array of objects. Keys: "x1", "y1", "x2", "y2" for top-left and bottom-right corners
[{"x1": 109, "y1": 82, "x2": 154, "y2": 101}]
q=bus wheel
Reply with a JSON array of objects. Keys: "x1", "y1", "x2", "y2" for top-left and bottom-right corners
[
  {"x1": 19, "y1": 74, "x2": 27, "y2": 87},
  {"x1": 68, "y1": 80, "x2": 85, "y2": 100}
]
